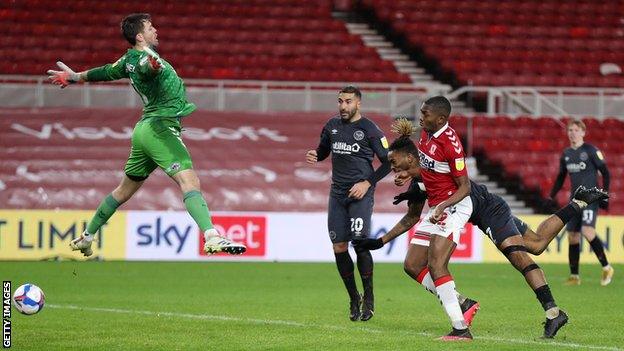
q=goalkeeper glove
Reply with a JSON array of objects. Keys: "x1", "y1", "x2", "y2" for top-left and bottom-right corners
[
  {"x1": 143, "y1": 46, "x2": 163, "y2": 71},
  {"x1": 46, "y1": 61, "x2": 80, "y2": 88},
  {"x1": 147, "y1": 56, "x2": 161, "y2": 70},
  {"x1": 352, "y1": 238, "x2": 384, "y2": 251}
]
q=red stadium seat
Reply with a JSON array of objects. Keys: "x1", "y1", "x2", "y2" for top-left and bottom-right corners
[
  {"x1": 365, "y1": 0, "x2": 624, "y2": 87},
  {"x1": 3, "y1": 0, "x2": 408, "y2": 82}
]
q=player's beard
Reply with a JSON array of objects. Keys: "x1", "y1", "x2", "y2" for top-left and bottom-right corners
[{"x1": 341, "y1": 108, "x2": 358, "y2": 122}]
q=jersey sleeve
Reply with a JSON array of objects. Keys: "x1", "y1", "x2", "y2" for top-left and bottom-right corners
[
  {"x1": 366, "y1": 123, "x2": 389, "y2": 160},
  {"x1": 315, "y1": 121, "x2": 332, "y2": 162},
  {"x1": 590, "y1": 146, "x2": 610, "y2": 192},
  {"x1": 86, "y1": 55, "x2": 129, "y2": 82},
  {"x1": 590, "y1": 145, "x2": 607, "y2": 168},
  {"x1": 443, "y1": 136, "x2": 468, "y2": 177},
  {"x1": 366, "y1": 122, "x2": 391, "y2": 185}
]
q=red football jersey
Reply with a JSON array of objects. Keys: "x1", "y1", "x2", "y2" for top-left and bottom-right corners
[{"x1": 417, "y1": 123, "x2": 467, "y2": 206}]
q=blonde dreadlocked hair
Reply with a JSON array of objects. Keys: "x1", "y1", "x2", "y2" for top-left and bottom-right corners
[
  {"x1": 391, "y1": 118, "x2": 418, "y2": 137},
  {"x1": 389, "y1": 118, "x2": 419, "y2": 156}
]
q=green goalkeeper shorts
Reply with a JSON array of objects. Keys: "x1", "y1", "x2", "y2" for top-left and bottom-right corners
[{"x1": 124, "y1": 117, "x2": 193, "y2": 180}]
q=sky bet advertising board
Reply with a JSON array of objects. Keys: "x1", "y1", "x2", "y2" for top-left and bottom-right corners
[{"x1": 4, "y1": 210, "x2": 622, "y2": 263}]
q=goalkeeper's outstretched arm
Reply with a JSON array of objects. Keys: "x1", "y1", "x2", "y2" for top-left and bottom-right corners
[{"x1": 47, "y1": 49, "x2": 161, "y2": 88}]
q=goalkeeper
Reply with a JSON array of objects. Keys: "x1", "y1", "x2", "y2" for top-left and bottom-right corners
[{"x1": 46, "y1": 13, "x2": 246, "y2": 256}]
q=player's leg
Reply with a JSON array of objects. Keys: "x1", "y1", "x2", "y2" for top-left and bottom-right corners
[
  {"x1": 423, "y1": 197, "x2": 474, "y2": 339},
  {"x1": 404, "y1": 241, "x2": 479, "y2": 326},
  {"x1": 569, "y1": 189, "x2": 611, "y2": 283},
  {"x1": 498, "y1": 234, "x2": 568, "y2": 338},
  {"x1": 480, "y1": 195, "x2": 567, "y2": 338},
  {"x1": 70, "y1": 175, "x2": 144, "y2": 257},
  {"x1": 566, "y1": 219, "x2": 582, "y2": 286},
  {"x1": 403, "y1": 242, "x2": 432, "y2": 292},
  {"x1": 428, "y1": 234, "x2": 471, "y2": 339},
  {"x1": 90, "y1": 174, "x2": 144, "y2": 233},
  {"x1": 565, "y1": 230, "x2": 582, "y2": 285},
  {"x1": 70, "y1": 121, "x2": 154, "y2": 257},
  {"x1": 329, "y1": 196, "x2": 361, "y2": 321},
  {"x1": 348, "y1": 193, "x2": 375, "y2": 321},
  {"x1": 519, "y1": 215, "x2": 563, "y2": 255},
  {"x1": 521, "y1": 187, "x2": 608, "y2": 255},
  {"x1": 579, "y1": 205, "x2": 613, "y2": 285},
  {"x1": 145, "y1": 117, "x2": 245, "y2": 254},
  {"x1": 415, "y1": 196, "x2": 473, "y2": 340}
]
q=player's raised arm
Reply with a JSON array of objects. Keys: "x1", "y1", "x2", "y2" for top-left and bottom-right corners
[
  {"x1": 46, "y1": 61, "x2": 83, "y2": 88},
  {"x1": 46, "y1": 56, "x2": 129, "y2": 88}
]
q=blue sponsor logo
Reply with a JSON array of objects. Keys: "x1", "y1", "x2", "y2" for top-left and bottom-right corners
[{"x1": 136, "y1": 218, "x2": 192, "y2": 254}]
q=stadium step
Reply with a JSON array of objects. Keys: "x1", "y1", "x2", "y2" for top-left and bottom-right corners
[
  {"x1": 397, "y1": 67, "x2": 426, "y2": 74},
  {"x1": 469, "y1": 160, "x2": 534, "y2": 214},
  {"x1": 344, "y1": 22, "x2": 443, "y2": 85},
  {"x1": 341, "y1": 15, "x2": 476, "y2": 115}
]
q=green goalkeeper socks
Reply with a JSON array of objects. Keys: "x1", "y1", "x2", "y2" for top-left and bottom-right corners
[
  {"x1": 86, "y1": 194, "x2": 121, "y2": 234},
  {"x1": 183, "y1": 190, "x2": 214, "y2": 232},
  {"x1": 86, "y1": 191, "x2": 213, "y2": 235}
]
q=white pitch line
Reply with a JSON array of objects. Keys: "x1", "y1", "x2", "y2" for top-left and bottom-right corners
[{"x1": 47, "y1": 304, "x2": 622, "y2": 351}]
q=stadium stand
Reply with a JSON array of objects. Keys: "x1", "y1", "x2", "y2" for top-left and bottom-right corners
[
  {"x1": 0, "y1": 0, "x2": 411, "y2": 83},
  {"x1": 0, "y1": 1, "x2": 621, "y2": 216},
  {"x1": 452, "y1": 114, "x2": 624, "y2": 214},
  {"x1": 362, "y1": 0, "x2": 624, "y2": 87}
]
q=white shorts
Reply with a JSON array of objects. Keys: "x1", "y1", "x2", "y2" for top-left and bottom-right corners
[{"x1": 410, "y1": 196, "x2": 473, "y2": 247}]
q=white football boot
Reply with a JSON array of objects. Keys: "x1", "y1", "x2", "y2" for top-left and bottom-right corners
[
  {"x1": 69, "y1": 232, "x2": 94, "y2": 257},
  {"x1": 203, "y1": 228, "x2": 246, "y2": 255}
]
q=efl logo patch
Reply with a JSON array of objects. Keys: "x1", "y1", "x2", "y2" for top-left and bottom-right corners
[
  {"x1": 596, "y1": 150, "x2": 604, "y2": 160},
  {"x1": 167, "y1": 162, "x2": 181, "y2": 173},
  {"x1": 455, "y1": 158, "x2": 465, "y2": 171},
  {"x1": 380, "y1": 136, "x2": 388, "y2": 149}
]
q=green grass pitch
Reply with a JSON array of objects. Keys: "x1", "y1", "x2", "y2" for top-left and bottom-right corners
[{"x1": 2, "y1": 262, "x2": 622, "y2": 350}]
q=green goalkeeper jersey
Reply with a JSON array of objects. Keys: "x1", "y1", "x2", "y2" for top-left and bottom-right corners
[{"x1": 86, "y1": 48, "x2": 196, "y2": 119}]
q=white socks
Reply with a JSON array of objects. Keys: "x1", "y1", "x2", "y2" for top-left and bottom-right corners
[
  {"x1": 416, "y1": 268, "x2": 464, "y2": 303},
  {"x1": 416, "y1": 268, "x2": 437, "y2": 294},
  {"x1": 83, "y1": 231, "x2": 95, "y2": 242},
  {"x1": 546, "y1": 307, "x2": 560, "y2": 319},
  {"x1": 204, "y1": 228, "x2": 220, "y2": 241},
  {"x1": 434, "y1": 275, "x2": 467, "y2": 330}
]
